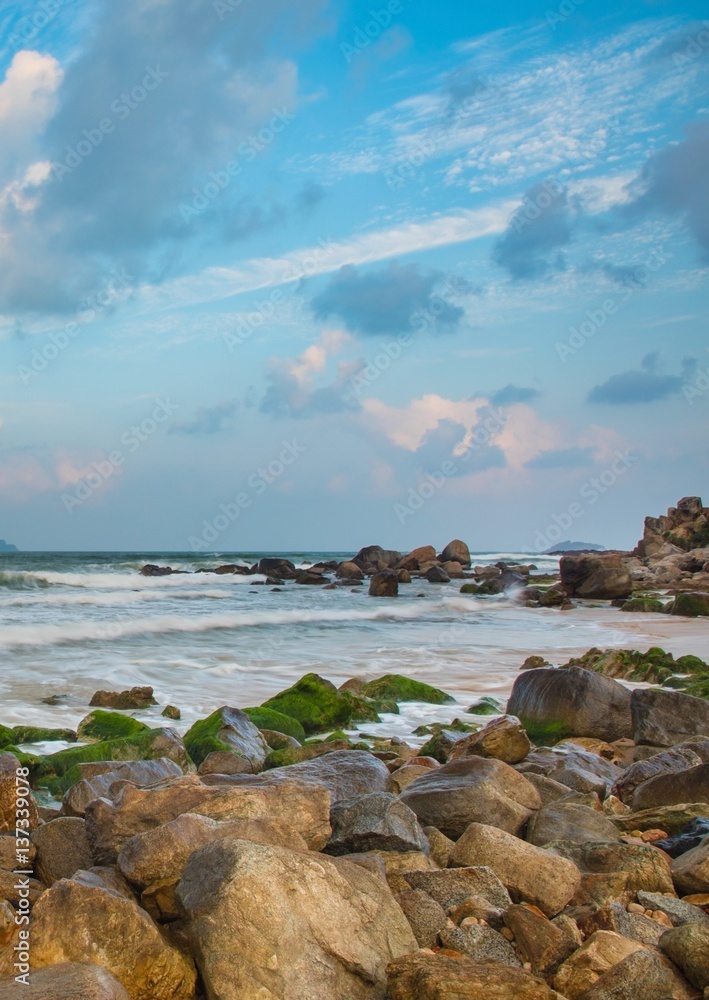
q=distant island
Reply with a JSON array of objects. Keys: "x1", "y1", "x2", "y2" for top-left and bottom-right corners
[
  {"x1": 545, "y1": 540, "x2": 605, "y2": 553},
  {"x1": 0, "y1": 539, "x2": 18, "y2": 552}
]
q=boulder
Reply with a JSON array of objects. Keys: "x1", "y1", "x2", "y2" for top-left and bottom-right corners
[
  {"x1": 439, "y1": 923, "x2": 521, "y2": 965},
  {"x1": 672, "y1": 837, "x2": 709, "y2": 894},
  {"x1": 553, "y1": 931, "x2": 647, "y2": 999},
  {"x1": 203, "y1": 749, "x2": 391, "y2": 805},
  {"x1": 85, "y1": 773, "x2": 331, "y2": 864},
  {"x1": 441, "y1": 560, "x2": 464, "y2": 578},
  {"x1": 451, "y1": 823, "x2": 582, "y2": 916},
  {"x1": 517, "y1": 746, "x2": 621, "y2": 798},
  {"x1": 336, "y1": 561, "x2": 364, "y2": 580},
  {"x1": 367, "y1": 849, "x2": 435, "y2": 893},
  {"x1": 402, "y1": 866, "x2": 512, "y2": 910},
  {"x1": 660, "y1": 922, "x2": 709, "y2": 989},
  {"x1": 61, "y1": 758, "x2": 184, "y2": 818},
  {"x1": 76, "y1": 711, "x2": 151, "y2": 742},
  {"x1": 183, "y1": 706, "x2": 268, "y2": 770},
  {"x1": 261, "y1": 674, "x2": 361, "y2": 734},
  {"x1": 448, "y1": 715, "x2": 532, "y2": 765},
  {"x1": 257, "y1": 556, "x2": 296, "y2": 577},
  {"x1": 362, "y1": 674, "x2": 454, "y2": 705},
  {"x1": 635, "y1": 496, "x2": 709, "y2": 556},
  {"x1": 526, "y1": 801, "x2": 623, "y2": 847},
  {"x1": 397, "y1": 545, "x2": 438, "y2": 571},
  {"x1": 573, "y1": 947, "x2": 697, "y2": 1000},
  {"x1": 610, "y1": 744, "x2": 707, "y2": 805},
  {"x1": 326, "y1": 792, "x2": 429, "y2": 856},
  {"x1": 395, "y1": 888, "x2": 447, "y2": 948},
  {"x1": 177, "y1": 838, "x2": 417, "y2": 999},
  {"x1": 197, "y1": 750, "x2": 255, "y2": 775},
  {"x1": 0, "y1": 752, "x2": 39, "y2": 833},
  {"x1": 503, "y1": 903, "x2": 576, "y2": 976},
  {"x1": 507, "y1": 667, "x2": 632, "y2": 744},
  {"x1": 560, "y1": 552, "x2": 632, "y2": 599},
  {"x1": 550, "y1": 840, "x2": 674, "y2": 895},
  {"x1": 386, "y1": 952, "x2": 562, "y2": 999},
  {"x1": 368, "y1": 571, "x2": 399, "y2": 597},
  {"x1": 425, "y1": 565, "x2": 450, "y2": 583},
  {"x1": 352, "y1": 545, "x2": 402, "y2": 569},
  {"x1": 631, "y1": 688, "x2": 709, "y2": 747},
  {"x1": 439, "y1": 539, "x2": 471, "y2": 566},
  {"x1": 399, "y1": 757, "x2": 541, "y2": 839},
  {"x1": 0, "y1": 963, "x2": 131, "y2": 999},
  {"x1": 636, "y1": 890, "x2": 709, "y2": 927},
  {"x1": 28, "y1": 876, "x2": 196, "y2": 999},
  {"x1": 633, "y1": 763, "x2": 709, "y2": 811},
  {"x1": 89, "y1": 686, "x2": 156, "y2": 710},
  {"x1": 672, "y1": 592, "x2": 709, "y2": 617},
  {"x1": 30, "y1": 817, "x2": 92, "y2": 885},
  {"x1": 654, "y1": 816, "x2": 709, "y2": 856}
]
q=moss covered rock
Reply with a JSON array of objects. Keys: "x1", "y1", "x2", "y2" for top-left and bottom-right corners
[
  {"x1": 460, "y1": 583, "x2": 481, "y2": 595},
  {"x1": 620, "y1": 597, "x2": 666, "y2": 613},
  {"x1": 671, "y1": 592, "x2": 709, "y2": 617},
  {"x1": 467, "y1": 696, "x2": 505, "y2": 716},
  {"x1": 36, "y1": 728, "x2": 188, "y2": 793},
  {"x1": 562, "y1": 646, "x2": 707, "y2": 686},
  {"x1": 242, "y1": 706, "x2": 306, "y2": 741},
  {"x1": 362, "y1": 674, "x2": 454, "y2": 705},
  {"x1": 183, "y1": 707, "x2": 268, "y2": 770},
  {"x1": 76, "y1": 710, "x2": 151, "y2": 743},
  {"x1": 10, "y1": 725, "x2": 77, "y2": 744},
  {"x1": 264, "y1": 738, "x2": 353, "y2": 769},
  {"x1": 0, "y1": 724, "x2": 15, "y2": 750},
  {"x1": 261, "y1": 674, "x2": 357, "y2": 735}
]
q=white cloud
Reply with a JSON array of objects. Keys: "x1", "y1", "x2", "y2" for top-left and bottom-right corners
[{"x1": 0, "y1": 51, "x2": 62, "y2": 175}]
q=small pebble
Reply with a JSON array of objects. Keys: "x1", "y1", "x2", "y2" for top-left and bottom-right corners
[
  {"x1": 627, "y1": 903, "x2": 645, "y2": 914},
  {"x1": 501, "y1": 927, "x2": 515, "y2": 942}
]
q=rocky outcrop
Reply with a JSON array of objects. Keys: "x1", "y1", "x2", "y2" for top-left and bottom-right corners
[
  {"x1": 636, "y1": 496, "x2": 709, "y2": 557},
  {"x1": 438, "y1": 539, "x2": 471, "y2": 566},
  {"x1": 560, "y1": 552, "x2": 632, "y2": 600}
]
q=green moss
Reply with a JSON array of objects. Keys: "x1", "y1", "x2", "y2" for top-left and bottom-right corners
[
  {"x1": 11, "y1": 726, "x2": 77, "y2": 745},
  {"x1": 684, "y1": 674, "x2": 709, "y2": 699},
  {"x1": 362, "y1": 674, "x2": 454, "y2": 705},
  {"x1": 2, "y1": 746, "x2": 43, "y2": 780},
  {"x1": 460, "y1": 583, "x2": 481, "y2": 594},
  {"x1": 341, "y1": 691, "x2": 382, "y2": 725},
  {"x1": 562, "y1": 646, "x2": 702, "y2": 685},
  {"x1": 467, "y1": 696, "x2": 504, "y2": 716},
  {"x1": 242, "y1": 706, "x2": 306, "y2": 741},
  {"x1": 261, "y1": 674, "x2": 354, "y2": 735},
  {"x1": 519, "y1": 719, "x2": 572, "y2": 747},
  {"x1": 76, "y1": 711, "x2": 151, "y2": 743},
  {"x1": 0, "y1": 724, "x2": 15, "y2": 749},
  {"x1": 264, "y1": 738, "x2": 352, "y2": 769},
  {"x1": 36, "y1": 727, "x2": 182, "y2": 792},
  {"x1": 183, "y1": 708, "x2": 233, "y2": 766},
  {"x1": 413, "y1": 719, "x2": 477, "y2": 737},
  {"x1": 671, "y1": 593, "x2": 709, "y2": 617},
  {"x1": 619, "y1": 598, "x2": 665, "y2": 613}
]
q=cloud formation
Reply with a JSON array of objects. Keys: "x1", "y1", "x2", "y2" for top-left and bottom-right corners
[
  {"x1": 588, "y1": 353, "x2": 697, "y2": 404},
  {"x1": 491, "y1": 384, "x2": 540, "y2": 406},
  {"x1": 311, "y1": 261, "x2": 466, "y2": 336},
  {"x1": 492, "y1": 181, "x2": 574, "y2": 279},
  {"x1": 169, "y1": 400, "x2": 239, "y2": 436},
  {"x1": 260, "y1": 330, "x2": 363, "y2": 418}
]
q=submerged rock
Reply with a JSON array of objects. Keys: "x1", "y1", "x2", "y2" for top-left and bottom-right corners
[
  {"x1": 89, "y1": 687, "x2": 157, "y2": 710},
  {"x1": 368, "y1": 571, "x2": 399, "y2": 597}
]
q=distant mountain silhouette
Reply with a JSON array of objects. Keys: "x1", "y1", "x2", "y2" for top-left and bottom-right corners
[
  {"x1": 0, "y1": 539, "x2": 18, "y2": 552},
  {"x1": 545, "y1": 540, "x2": 605, "y2": 553}
]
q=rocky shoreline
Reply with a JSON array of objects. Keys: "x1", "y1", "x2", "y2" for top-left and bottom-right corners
[{"x1": 1, "y1": 498, "x2": 708, "y2": 999}]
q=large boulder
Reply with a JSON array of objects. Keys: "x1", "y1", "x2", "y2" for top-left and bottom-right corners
[
  {"x1": 632, "y1": 763, "x2": 709, "y2": 811},
  {"x1": 660, "y1": 922, "x2": 709, "y2": 990},
  {"x1": 451, "y1": 823, "x2": 582, "y2": 916},
  {"x1": 631, "y1": 688, "x2": 709, "y2": 746},
  {"x1": 526, "y1": 801, "x2": 623, "y2": 847},
  {"x1": 517, "y1": 745, "x2": 622, "y2": 798},
  {"x1": 61, "y1": 758, "x2": 184, "y2": 818},
  {"x1": 183, "y1": 706, "x2": 268, "y2": 770},
  {"x1": 386, "y1": 952, "x2": 562, "y2": 999},
  {"x1": 507, "y1": 667, "x2": 632, "y2": 744},
  {"x1": 1, "y1": 753, "x2": 39, "y2": 833},
  {"x1": 560, "y1": 552, "x2": 632, "y2": 600},
  {"x1": 571, "y1": 947, "x2": 697, "y2": 1000},
  {"x1": 397, "y1": 545, "x2": 438, "y2": 571},
  {"x1": 368, "y1": 571, "x2": 398, "y2": 597},
  {"x1": 202, "y1": 749, "x2": 391, "y2": 805},
  {"x1": 399, "y1": 757, "x2": 541, "y2": 840},
  {"x1": 353, "y1": 545, "x2": 402, "y2": 569},
  {"x1": 610, "y1": 744, "x2": 707, "y2": 805},
  {"x1": 85, "y1": 773, "x2": 331, "y2": 864},
  {"x1": 402, "y1": 865, "x2": 512, "y2": 909},
  {"x1": 0, "y1": 963, "x2": 131, "y2": 999},
  {"x1": 28, "y1": 875, "x2": 196, "y2": 999},
  {"x1": 438, "y1": 539, "x2": 471, "y2": 566},
  {"x1": 89, "y1": 686, "x2": 156, "y2": 710},
  {"x1": 552, "y1": 931, "x2": 652, "y2": 1000},
  {"x1": 671, "y1": 592, "x2": 709, "y2": 617},
  {"x1": 30, "y1": 817, "x2": 93, "y2": 885},
  {"x1": 448, "y1": 715, "x2": 532, "y2": 765},
  {"x1": 671, "y1": 836, "x2": 709, "y2": 894},
  {"x1": 503, "y1": 903, "x2": 576, "y2": 977},
  {"x1": 326, "y1": 792, "x2": 429, "y2": 855},
  {"x1": 550, "y1": 840, "x2": 674, "y2": 895},
  {"x1": 176, "y1": 838, "x2": 417, "y2": 999},
  {"x1": 261, "y1": 674, "x2": 364, "y2": 734}
]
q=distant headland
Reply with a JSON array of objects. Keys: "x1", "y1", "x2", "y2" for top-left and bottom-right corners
[{"x1": 0, "y1": 539, "x2": 18, "y2": 552}]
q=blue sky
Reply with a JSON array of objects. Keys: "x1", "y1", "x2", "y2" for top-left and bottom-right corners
[{"x1": 0, "y1": 0, "x2": 707, "y2": 552}]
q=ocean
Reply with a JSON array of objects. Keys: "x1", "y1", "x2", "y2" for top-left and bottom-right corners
[{"x1": 1, "y1": 550, "x2": 707, "y2": 748}]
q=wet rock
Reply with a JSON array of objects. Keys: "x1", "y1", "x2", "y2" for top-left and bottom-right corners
[
  {"x1": 326, "y1": 792, "x2": 429, "y2": 856},
  {"x1": 672, "y1": 836, "x2": 709, "y2": 894},
  {"x1": 184, "y1": 707, "x2": 269, "y2": 771},
  {"x1": 397, "y1": 545, "x2": 438, "y2": 571},
  {"x1": 386, "y1": 952, "x2": 562, "y2": 999},
  {"x1": 425, "y1": 565, "x2": 450, "y2": 583},
  {"x1": 517, "y1": 746, "x2": 621, "y2": 798},
  {"x1": 560, "y1": 552, "x2": 632, "y2": 600},
  {"x1": 89, "y1": 686, "x2": 157, "y2": 710},
  {"x1": 353, "y1": 545, "x2": 402, "y2": 569},
  {"x1": 257, "y1": 556, "x2": 296, "y2": 577},
  {"x1": 29, "y1": 875, "x2": 197, "y2": 999},
  {"x1": 390, "y1": 764, "x2": 432, "y2": 792},
  {"x1": 399, "y1": 757, "x2": 541, "y2": 840},
  {"x1": 161, "y1": 705, "x2": 180, "y2": 721},
  {"x1": 573, "y1": 947, "x2": 696, "y2": 1000},
  {"x1": 140, "y1": 563, "x2": 173, "y2": 576},
  {"x1": 631, "y1": 688, "x2": 709, "y2": 747},
  {"x1": 660, "y1": 922, "x2": 709, "y2": 989},
  {"x1": 636, "y1": 890, "x2": 709, "y2": 927},
  {"x1": 261, "y1": 674, "x2": 367, "y2": 734},
  {"x1": 672, "y1": 592, "x2": 709, "y2": 617},
  {"x1": 60, "y1": 758, "x2": 184, "y2": 818},
  {"x1": 336, "y1": 561, "x2": 364, "y2": 580},
  {"x1": 0, "y1": 753, "x2": 39, "y2": 833},
  {"x1": 177, "y1": 838, "x2": 416, "y2": 1000},
  {"x1": 507, "y1": 667, "x2": 632, "y2": 745},
  {"x1": 30, "y1": 817, "x2": 92, "y2": 886},
  {"x1": 633, "y1": 763, "x2": 709, "y2": 811},
  {"x1": 197, "y1": 750, "x2": 254, "y2": 775},
  {"x1": 363, "y1": 674, "x2": 454, "y2": 704},
  {"x1": 526, "y1": 801, "x2": 623, "y2": 847},
  {"x1": 395, "y1": 888, "x2": 448, "y2": 948},
  {"x1": 654, "y1": 817, "x2": 709, "y2": 857},
  {"x1": 610, "y1": 745, "x2": 707, "y2": 806},
  {"x1": 448, "y1": 715, "x2": 532, "y2": 765},
  {"x1": 0, "y1": 963, "x2": 131, "y2": 999},
  {"x1": 439, "y1": 539, "x2": 471, "y2": 566},
  {"x1": 451, "y1": 823, "x2": 582, "y2": 917},
  {"x1": 368, "y1": 571, "x2": 399, "y2": 597}
]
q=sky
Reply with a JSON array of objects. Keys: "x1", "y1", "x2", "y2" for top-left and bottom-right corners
[{"x1": 0, "y1": 0, "x2": 707, "y2": 553}]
